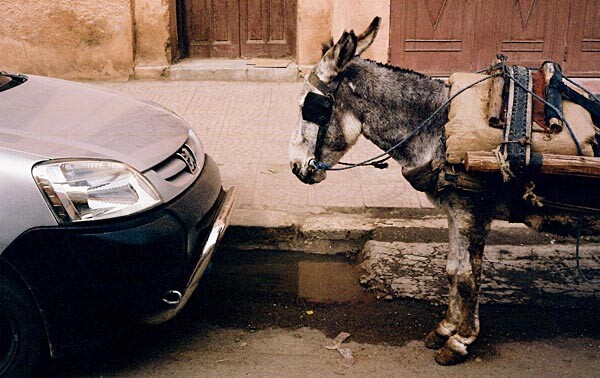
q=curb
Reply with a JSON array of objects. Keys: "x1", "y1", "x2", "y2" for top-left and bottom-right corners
[
  {"x1": 218, "y1": 207, "x2": 600, "y2": 305},
  {"x1": 222, "y1": 207, "x2": 589, "y2": 255}
]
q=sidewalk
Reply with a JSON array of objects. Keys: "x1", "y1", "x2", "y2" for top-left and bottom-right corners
[
  {"x1": 94, "y1": 77, "x2": 600, "y2": 231},
  {"x1": 94, "y1": 80, "x2": 433, "y2": 219},
  {"x1": 91, "y1": 78, "x2": 600, "y2": 305}
]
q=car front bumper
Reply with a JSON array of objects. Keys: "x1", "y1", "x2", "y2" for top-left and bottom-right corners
[
  {"x1": 144, "y1": 184, "x2": 236, "y2": 325},
  {"x1": 1, "y1": 155, "x2": 236, "y2": 357}
]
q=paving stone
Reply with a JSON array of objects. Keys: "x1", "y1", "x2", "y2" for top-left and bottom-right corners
[{"x1": 91, "y1": 80, "x2": 424, "y2": 219}]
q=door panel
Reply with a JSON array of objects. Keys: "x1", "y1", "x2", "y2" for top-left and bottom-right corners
[
  {"x1": 390, "y1": 0, "x2": 598, "y2": 76},
  {"x1": 390, "y1": 0, "x2": 478, "y2": 75},
  {"x1": 565, "y1": 0, "x2": 600, "y2": 76},
  {"x1": 240, "y1": 0, "x2": 296, "y2": 58},
  {"x1": 187, "y1": 0, "x2": 240, "y2": 58},
  {"x1": 185, "y1": 0, "x2": 296, "y2": 59},
  {"x1": 476, "y1": 0, "x2": 566, "y2": 70}
]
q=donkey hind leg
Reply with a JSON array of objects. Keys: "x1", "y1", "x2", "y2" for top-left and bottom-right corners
[{"x1": 435, "y1": 210, "x2": 491, "y2": 365}]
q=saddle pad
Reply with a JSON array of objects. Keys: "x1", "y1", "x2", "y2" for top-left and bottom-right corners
[{"x1": 445, "y1": 73, "x2": 597, "y2": 164}]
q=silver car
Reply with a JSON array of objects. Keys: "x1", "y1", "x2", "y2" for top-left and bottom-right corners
[{"x1": 0, "y1": 72, "x2": 236, "y2": 377}]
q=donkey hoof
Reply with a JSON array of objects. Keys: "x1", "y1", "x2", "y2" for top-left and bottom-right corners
[
  {"x1": 424, "y1": 330, "x2": 447, "y2": 350},
  {"x1": 434, "y1": 346, "x2": 467, "y2": 366}
]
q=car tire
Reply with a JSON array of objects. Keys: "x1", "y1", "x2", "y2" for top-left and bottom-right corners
[{"x1": 0, "y1": 275, "x2": 47, "y2": 378}]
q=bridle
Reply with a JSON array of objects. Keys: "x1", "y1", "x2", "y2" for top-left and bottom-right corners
[
  {"x1": 301, "y1": 71, "x2": 340, "y2": 170},
  {"x1": 301, "y1": 71, "x2": 391, "y2": 171}
]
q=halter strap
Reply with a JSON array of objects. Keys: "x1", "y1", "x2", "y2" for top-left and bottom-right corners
[{"x1": 308, "y1": 71, "x2": 339, "y2": 95}]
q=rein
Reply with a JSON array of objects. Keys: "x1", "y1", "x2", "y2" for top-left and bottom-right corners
[
  {"x1": 304, "y1": 61, "x2": 599, "y2": 172},
  {"x1": 303, "y1": 71, "x2": 502, "y2": 171}
]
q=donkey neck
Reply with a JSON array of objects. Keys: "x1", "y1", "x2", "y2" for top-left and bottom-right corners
[{"x1": 336, "y1": 59, "x2": 449, "y2": 170}]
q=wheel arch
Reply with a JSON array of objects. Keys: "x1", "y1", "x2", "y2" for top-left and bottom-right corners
[{"x1": 0, "y1": 257, "x2": 55, "y2": 358}]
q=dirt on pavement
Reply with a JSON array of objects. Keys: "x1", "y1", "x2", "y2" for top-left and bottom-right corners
[{"x1": 46, "y1": 248, "x2": 600, "y2": 377}]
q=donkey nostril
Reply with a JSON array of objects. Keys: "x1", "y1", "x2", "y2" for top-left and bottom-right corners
[{"x1": 292, "y1": 162, "x2": 301, "y2": 175}]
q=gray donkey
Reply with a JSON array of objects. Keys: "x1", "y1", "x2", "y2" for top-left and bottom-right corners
[{"x1": 289, "y1": 17, "x2": 599, "y2": 365}]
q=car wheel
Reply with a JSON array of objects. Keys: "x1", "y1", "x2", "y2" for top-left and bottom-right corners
[{"x1": 0, "y1": 275, "x2": 47, "y2": 378}]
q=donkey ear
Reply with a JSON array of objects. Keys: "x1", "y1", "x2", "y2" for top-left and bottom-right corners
[
  {"x1": 355, "y1": 16, "x2": 381, "y2": 56},
  {"x1": 332, "y1": 31, "x2": 357, "y2": 69}
]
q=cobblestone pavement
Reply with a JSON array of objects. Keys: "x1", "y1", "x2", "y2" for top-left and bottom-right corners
[{"x1": 93, "y1": 80, "x2": 432, "y2": 214}]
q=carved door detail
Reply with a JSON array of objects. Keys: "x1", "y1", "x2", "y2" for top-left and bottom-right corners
[
  {"x1": 240, "y1": 0, "x2": 296, "y2": 58},
  {"x1": 186, "y1": 0, "x2": 240, "y2": 58},
  {"x1": 476, "y1": 0, "x2": 566, "y2": 69},
  {"x1": 390, "y1": 0, "x2": 477, "y2": 75},
  {"x1": 185, "y1": 0, "x2": 296, "y2": 59},
  {"x1": 390, "y1": 0, "x2": 600, "y2": 76},
  {"x1": 565, "y1": 0, "x2": 600, "y2": 76}
]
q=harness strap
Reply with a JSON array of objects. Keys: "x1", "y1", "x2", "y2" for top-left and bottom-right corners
[
  {"x1": 501, "y1": 65, "x2": 533, "y2": 178},
  {"x1": 308, "y1": 71, "x2": 338, "y2": 95}
]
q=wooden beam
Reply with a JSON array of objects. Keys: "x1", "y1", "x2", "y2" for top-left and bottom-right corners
[{"x1": 464, "y1": 151, "x2": 600, "y2": 178}]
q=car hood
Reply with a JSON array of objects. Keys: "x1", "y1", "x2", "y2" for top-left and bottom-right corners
[{"x1": 0, "y1": 75, "x2": 190, "y2": 171}]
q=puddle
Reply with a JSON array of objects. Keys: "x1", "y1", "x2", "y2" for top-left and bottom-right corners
[
  {"x1": 186, "y1": 247, "x2": 600, "y2": 348},
  {"x1": 205, "y1": 248, "x2": 368, "y2": 303}
]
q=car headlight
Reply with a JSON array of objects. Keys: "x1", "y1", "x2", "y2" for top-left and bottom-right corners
[{"x1": 32, "y1": 160, "x2": 162, "y2": 223}]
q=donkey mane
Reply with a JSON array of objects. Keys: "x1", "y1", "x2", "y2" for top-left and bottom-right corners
[{"x1": 363, "y1": 59, "x2": 437, "y2": 80}]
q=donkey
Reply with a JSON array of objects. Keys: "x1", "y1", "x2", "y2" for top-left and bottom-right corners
[{"x1": 289, "y1": 17, "x2": 599, "y2": 365}]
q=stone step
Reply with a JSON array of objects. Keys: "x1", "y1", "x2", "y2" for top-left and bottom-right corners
[
  {"x1": 224, "y1": 208, "x2": 595, "y2": 255},
  {"x1": 167, "y1": 59, "x2": 300, "y2": 82},
  {"x1": 360, "y1": 241, "x2": 600, "y2": 306}
]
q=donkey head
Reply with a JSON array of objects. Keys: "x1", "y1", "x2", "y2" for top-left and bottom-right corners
[{"x1": 289, "y1": 17, "x2": 380, "y2": 184}]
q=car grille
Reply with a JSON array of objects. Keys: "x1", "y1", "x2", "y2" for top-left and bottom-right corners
[{"x1": 151, "y1": 138, "x2": 200, "y2": 187}]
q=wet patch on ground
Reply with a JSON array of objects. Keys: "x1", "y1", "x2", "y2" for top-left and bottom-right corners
[
  {"x1": 183, "y1": 248, "x2": 600, "y2": 347},
  {"x1": 46, "y1": 248, "x2": 600, "y2": 376}
]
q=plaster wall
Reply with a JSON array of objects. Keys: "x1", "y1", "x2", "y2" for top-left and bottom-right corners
[
  {"x1": 296, "y1": 0, "x2": 333, "y2": 66},
  {"x1": 0, "y1": 0, "x2": 134, "y2": 80},
  {"x1": 331, "y1": 0, "x2": 390, "y2": 63},
  {"x1": 297, "y1": 0, "x2": 390, "y2": 67},
  {"x1": 134, "y1": 0, "x2": 176, "y2": 68}
]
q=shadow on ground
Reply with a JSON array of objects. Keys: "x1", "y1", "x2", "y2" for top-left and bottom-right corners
[{"x1": 46, "y1": 248, "x2": 600, "y2": 376}]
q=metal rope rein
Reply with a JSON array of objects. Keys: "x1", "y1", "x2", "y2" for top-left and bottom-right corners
[
  {"x1": 321, "y1": 63, "x2": 599, "y2": 171},
  {"x1": 314, "y1": 63, "x2": 600, "y2": 282},
  {"x1": 323, "y1": 73, "x2": 503, "y2": 171}
]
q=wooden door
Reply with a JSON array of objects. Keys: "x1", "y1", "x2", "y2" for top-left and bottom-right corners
[
  {"x1": 390, "y1": 0, "x2": 478, "y2": 75},
  {"x1": 565, "y1": 0, "x2": 600, "y2": 76},
  {"x1": 185, "y1": 0, "x2": 296, "y2": 59},
  {"x1": 240, "y1": 0, "x2": 296, "y2": 58},
  {"x1": 186, "y1": 0, "x2": 241, "y2": 58},
  {"x1": 390, "y1": 0, "x2": 600, "y2": 76},
  {"x1": 476, "y1": 0, "x2": 567, "y2": 70}
]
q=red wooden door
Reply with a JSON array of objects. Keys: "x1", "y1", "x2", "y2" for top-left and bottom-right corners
[
  {"x1": 390, "y1": 0, "x2": 478, "y2": 75},
  {"x1": 185, "y1": 0, "x2": 296, "y2": 59},
  {"x1": 476, "y1": 0, "x2": 567, "y2": 69},
  {"x1": 565, "y1": 0, "x2": 600, "y2": 76},
  {"x1": 240, "y1": 0, "x2": 296, "y2": 58},
  {"x1": 390, "y1": 0, "x2": 600, "y2": 76}
]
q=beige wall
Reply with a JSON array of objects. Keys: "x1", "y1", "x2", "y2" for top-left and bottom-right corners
[
  {"x1": 0, "y1": 0, "x2": 135, "y2": 80},
  {"x1": 331, "y1": 0, "x2": 390, "y2": 63},
  {"x1": 0, "y1": 0, "x2": 390, "y2": 80},
  {"x1": 297, "y1": 0, "x2": 390, "y2": 67},
  {"x1": 133, "y1": 0, "x2": 176, "y2": 69},
  {"x1": 296, "y1": 0, "x2": 333, "y2": 66}
]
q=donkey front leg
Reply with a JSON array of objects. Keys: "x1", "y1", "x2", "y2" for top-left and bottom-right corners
[
  {"x1": 435, "y1": 209, "x2": 491, "y2": 365},
  {"x1": 424, "y1": 213, "x2": 462, "y2": 350}
]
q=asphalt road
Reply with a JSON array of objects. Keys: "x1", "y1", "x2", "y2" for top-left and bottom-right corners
[{"x1": 46, "y1": 248, "x2": 600, "y2": 377}]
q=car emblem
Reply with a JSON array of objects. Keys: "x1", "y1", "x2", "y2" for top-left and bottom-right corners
[{"x1": 176, "y1": 145, "x2": 198, "y2": 174}]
